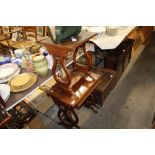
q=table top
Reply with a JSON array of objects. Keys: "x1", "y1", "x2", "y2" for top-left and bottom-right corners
[
  {"x1": 41, "y1": 30, "x2": 96, "y2": 51},
  {"x1": 89, "y1": 26, "x2": 136, "y2": 50}
]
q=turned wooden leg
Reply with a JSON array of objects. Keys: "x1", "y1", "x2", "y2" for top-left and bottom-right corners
[{"x1": 57, "y1": 105, "x2": 80, "y2": 129}]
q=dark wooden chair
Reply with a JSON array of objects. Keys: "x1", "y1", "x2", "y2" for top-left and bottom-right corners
[
  {"x1": 22, "y1": 26, "x2": 37, "y2": 42},
  {"x1": 0, "y1": 26, "x2": 25, "y2": 51}
]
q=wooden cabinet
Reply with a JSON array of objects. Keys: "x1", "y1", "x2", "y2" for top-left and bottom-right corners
[
  {"x1": 104, "y1": 39, "x2": 133, "y2": 82},
  {"x1": 94, "y1": 68, "x2": 116, "y2": 106}
]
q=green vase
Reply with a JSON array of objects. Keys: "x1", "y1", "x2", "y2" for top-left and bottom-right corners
[{"x1": 32, "y1": 53, "x2": 48, "y2": 76}]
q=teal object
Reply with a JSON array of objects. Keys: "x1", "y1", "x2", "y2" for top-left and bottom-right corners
[{"x1": 48, "y1": 26, "x2": 82, "y2": 43}]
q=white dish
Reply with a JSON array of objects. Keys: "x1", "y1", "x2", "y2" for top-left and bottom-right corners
[
  {"x1": 14, "y1": 49, "x2": 24, "y2": 58},
  {"x1": 0, "y1": 84, "x2": 10, "y2": 102},
  {"x1": 0, "y1": 68, "x2": 20, "y2": 83},
  {"x1": 85, "y1": 26, "x2": 106, "y2": 33},
  {"x1": 0, "y1": 63, "x2": 19, "y2": 81}
]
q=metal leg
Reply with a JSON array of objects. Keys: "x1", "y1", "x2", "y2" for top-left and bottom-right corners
[
  {"x1": 84, "y1": 93, "x2": 99, "y2": 113},
  {"x1": 57, "y1": 105, "x2": 80, "y2": 129}
]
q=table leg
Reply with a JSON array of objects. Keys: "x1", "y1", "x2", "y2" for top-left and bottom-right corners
[
  {"x1": 84, "y1": 92, "x2": 99, "y2": 113},
  {"x1": 57, "y1": 105, "x2": 80, "y2": 129}
]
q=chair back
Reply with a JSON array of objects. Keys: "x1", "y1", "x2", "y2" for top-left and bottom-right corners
[{"x1": 22, "y1": 26, "x2": 37, "y2": 42}]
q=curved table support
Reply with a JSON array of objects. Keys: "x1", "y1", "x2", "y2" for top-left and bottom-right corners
[{"x1": 57, "y1": 104, "x2": 80, "y2": 129}]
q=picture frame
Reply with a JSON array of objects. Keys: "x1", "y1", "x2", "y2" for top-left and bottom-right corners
[
  {"x1": 36, "y1": 26, "x2": 45, "y2": 36},
  {"x1": 12, "y1": 31, "x2": 20, "y2": 42},
  {"x1": 2, "y1": 26, "x2": 10, "y2": 34},
  {"x1": 2, "y1": 26, "x2": 11, "y2": 38}
]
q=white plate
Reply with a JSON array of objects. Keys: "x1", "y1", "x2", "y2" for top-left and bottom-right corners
[
  {"x1": 0, "y1": 68, "x2": 20, "y2": 83},
  {"x1": 0, "y1": 84, "x2": 10, "y2": 102},
  {"x1": 0, "y1": 63, "x2": 18, "y2": 80},
  {"x1": 85, "y1": 26, "x2": 106, "y2": 33}
]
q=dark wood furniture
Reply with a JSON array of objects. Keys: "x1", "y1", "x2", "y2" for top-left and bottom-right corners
[
  {"x1": 43, "y1": 31, "x2": 97, "y2": 95},
  {"x1": 0, "y1": 26, "x2": 29, "y2": 50},
  {"x1": 93, "y1": 68, "x2": 116, "y2": 106},
  {"x1": 1, "y1": 94, "x2": 36, "y2": 129},
  {"x1": 42, "y1": 31, "x2": 102, "y2": 128},
  {"x1": 8, "y1": 102, "x2": 37, "y2": 129},
  {"x1": 104, "y1": 39, "x2": 133, "y2": 82},
  {"x1": 0, "y1": 26, "x2": 46, "y2": 50},
  {"x1": 50, "y1": 72, "x2": 101, "y2": 128},
  {"x1": 22, "y1": 26, "x2": 37, "y2": 42}
]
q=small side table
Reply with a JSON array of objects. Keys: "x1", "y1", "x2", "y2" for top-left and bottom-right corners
[{"x1": 41, "y1": 31, "x2": 102, "y2": 128}]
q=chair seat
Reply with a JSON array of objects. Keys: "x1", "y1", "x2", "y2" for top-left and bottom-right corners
[
  {"x1": 51, "y1": 72, "x2": 101, "y2": 108},
  {"x1": 0, "y1": 39, "x2": 35, "y2": 49}
]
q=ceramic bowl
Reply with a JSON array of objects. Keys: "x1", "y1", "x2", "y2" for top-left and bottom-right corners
[
  {"x1": 0, "y1": 56, "x2": 11, "y2": 65},
  {"x1": 14, "y1": 49, "x2": 25, "y2": 58}
]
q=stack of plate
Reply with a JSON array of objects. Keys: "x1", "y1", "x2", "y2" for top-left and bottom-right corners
[
  {"x1": 0, "y1": 63, "x2": 20, "y2": 83},
  {"x1": 8, "y1": 73, "x2": 37, "y2": 92},
  {"x1": 0, "y1": 84, "x2": 10, "y2": 102}
]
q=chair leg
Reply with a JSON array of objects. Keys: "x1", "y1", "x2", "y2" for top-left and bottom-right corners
[{"x1": 57, "y1": 105, "x2": 80, "y2": 129}]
